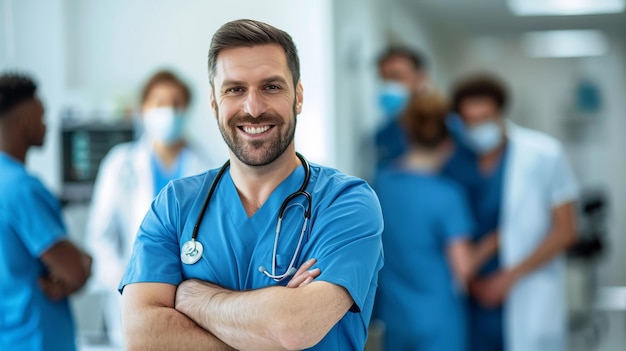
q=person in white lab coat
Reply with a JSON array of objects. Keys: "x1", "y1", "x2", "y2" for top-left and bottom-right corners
[
  {"x1": 443, "y1": 74, "x2": 578, "y2": 351},
  {"x1": 85, "y1": 70, "x2": 217, "y2": 347}
]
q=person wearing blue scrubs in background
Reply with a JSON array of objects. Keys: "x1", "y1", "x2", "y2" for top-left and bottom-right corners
[
  {"x1": 86, "y1": 70, "x2": 215, "y2": 347},
  {"x1": 0, "y1": 73, "x2": 92, "y2": 351},
  {"x1": 373, "y1": 91, "x2": 498, "y2": 351},
  {"x1": 443, "y1": 75, "x2": 578, "y2": 351},
  {"x1": 444, "y1": 77, "x2": 508, "y2": 351},
  {"x1": 119, "y1": 19, "x2": 384, "y2": 351},
  {"x1": 374, "y1": 46, "x2": 429, "y2": 171}
]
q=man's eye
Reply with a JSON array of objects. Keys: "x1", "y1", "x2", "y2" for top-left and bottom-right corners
[
  {"x1": 226, "y1": 87, "x2": 244, "y2": 93},
  {"x1": 265, "y1": 85, "x2": 281, "y2": 91}
]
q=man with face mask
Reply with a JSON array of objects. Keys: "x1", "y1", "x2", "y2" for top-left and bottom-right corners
[
  {"x1": 374, "y1": 46, "x2": 428, "y2": 170},
  {"x1": 443, "y1": 74, "x2": 579, "y2": 351},
  {"x1": 85, "y1": 70, "x2": 217, "y2": 347}
]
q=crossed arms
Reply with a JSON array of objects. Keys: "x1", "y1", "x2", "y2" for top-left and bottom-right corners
[{"x1": 122, "y1": 259, "x2": 354, "y2": 351}]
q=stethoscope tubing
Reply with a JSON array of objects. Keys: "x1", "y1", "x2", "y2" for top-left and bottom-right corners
[{"x1": 185, "y1": 152, "x2": 312, "y2": 282}]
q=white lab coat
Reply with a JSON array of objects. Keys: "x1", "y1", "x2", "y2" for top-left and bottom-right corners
[
  {"x1": 500, "y1": 123, "x2": 579, "y2": 351},
  {"x1": 85, "y1": 136, "x2": 219, "y2": 346}
]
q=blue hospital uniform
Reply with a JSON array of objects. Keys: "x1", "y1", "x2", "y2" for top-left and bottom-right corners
[
  {"x1": 150, "y1": 148, "x2": 188, "y2": 197},
  {"x1": 373, "y1": 166, "x2": 473, "y2": 351},
  {"x1": 442, "y1": 143, "x2": 509, "y2": 351},
  {"x1": 119, "y1": 162, "x2": 384, "y2": 350},
  {"x1": 0, "y1": 153, "x2": 76, "y2": 351},
  {"x1": 375, "y1": 118, "x2": 408, "y2": 170}
]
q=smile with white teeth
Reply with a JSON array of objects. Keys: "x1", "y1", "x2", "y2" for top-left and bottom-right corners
[{"x1": 241, "y1": 125, "x2": 271, "y2": 135}]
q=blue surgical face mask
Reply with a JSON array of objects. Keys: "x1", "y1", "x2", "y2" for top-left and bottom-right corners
[
  {"x1": 378, "y1": 81, "x2": 410, "y2": 119},
  {"x1": 143, "y1": 107, "x2": 186, "y2": 144},
  {"x1": 464, "y1": 120, "x2": 503, "y2": 154}
]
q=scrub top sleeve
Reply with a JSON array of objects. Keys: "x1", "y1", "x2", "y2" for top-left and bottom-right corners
[
  {"x1": 118, "y1": 183, "x2": 184, "y2": 293},
  {"x1": 440, "y1": 184, "x2": 474, "y2": 243},
  {"x1": 306, "y1": 181, "x2": 384, "y2": 313},
  {"x1": 549, "y1": 146, "x2": 579, "y2": 207},
  {"x1": 13, "y1": 179, "x2": 68, "y2": 257}
]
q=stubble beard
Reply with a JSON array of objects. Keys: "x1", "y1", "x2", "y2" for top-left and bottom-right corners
[{"x1": 217, "y1": 103, "x2": 297, "y2": 167}]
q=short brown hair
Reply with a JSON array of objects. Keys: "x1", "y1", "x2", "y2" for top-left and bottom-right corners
[
  {"x1": 140, "y1": 70, "x2": 191, "y2": 106},
  {"x1": 400, "y1": 92, "x2": 449, "y2": 148},
  {"x1": 207, "y1": 19, "x2": 300, "y2": 88},
  {"x1": 377, "y1": 46, "x2": 427, "y2": 71},
  {"x1": 451, "y1": 73, "x2": 508, "y2": 114}
]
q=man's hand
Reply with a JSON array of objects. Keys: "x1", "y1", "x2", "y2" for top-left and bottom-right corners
[
  {"x1": 39, "y1": 275, "x2": 69, "y2": 300},
  {"x1": 470, "y1": 269, "x2": 517, "y2": 308},
  {"x1": 39, "y1": 252, "x2": 92, "y2": 301},
  {"x1": 287, "y1": 258, "x2": 320, "y2": 288}
]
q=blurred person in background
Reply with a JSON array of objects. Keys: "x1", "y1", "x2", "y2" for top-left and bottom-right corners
[
  {"x1": 444, "y1": 74, "x2": 579, "y2": 351},
  {"x1": 374, "y1": 46, "x2": 429, "y2": 170},
  {"x1": 373, "y1": 91, "x2": 498, "y2": 351},
  {"x1": 0, "y1": 72, "x2": 92, "y2": 351},
  {"x1": 85, "y1": 69, "x2": 216, "y2": 346}
]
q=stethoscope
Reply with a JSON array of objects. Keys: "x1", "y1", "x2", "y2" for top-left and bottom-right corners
[{"x1": 181, "y1": 152, "x2": 312, "y2": 282}]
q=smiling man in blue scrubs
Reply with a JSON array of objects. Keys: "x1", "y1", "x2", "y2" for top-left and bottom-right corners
[
  {"x1": 0, "y1": 73, "x2": 92, "y2": 351},
  {"x1": 119, "y1": 19, "x2": 384, "y2": 351}
]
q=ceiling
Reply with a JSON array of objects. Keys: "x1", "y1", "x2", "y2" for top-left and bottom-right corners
[{"x1": 397, "y1": 0, "x2": 626, "y2": 37}]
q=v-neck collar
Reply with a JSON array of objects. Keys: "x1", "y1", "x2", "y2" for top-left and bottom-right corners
[{"x1": 222, "y1": 164, "x2": 306, "y2": 221}]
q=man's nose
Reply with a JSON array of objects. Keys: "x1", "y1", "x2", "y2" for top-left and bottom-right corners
[{"x1": 243, "y1": 90, "x2": 268, "y2": 118}]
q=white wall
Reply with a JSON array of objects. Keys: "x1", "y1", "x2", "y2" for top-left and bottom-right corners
[{"x1": 331, "y1": 0, "x2": 386, "y2": 178}]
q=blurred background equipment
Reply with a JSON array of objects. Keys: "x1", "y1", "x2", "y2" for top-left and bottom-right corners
[{"x1": 60, "y1": 117, "x2": 135, "y2": 204}]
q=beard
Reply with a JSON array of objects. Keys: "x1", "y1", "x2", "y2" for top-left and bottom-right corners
[{"x1": 217, "y1": 102, "x2": 297, "y2": 166}]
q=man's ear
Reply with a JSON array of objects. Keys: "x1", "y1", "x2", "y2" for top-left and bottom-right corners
[{"x1": 295, "y1": 81, "x2": 304, "y2": 114}]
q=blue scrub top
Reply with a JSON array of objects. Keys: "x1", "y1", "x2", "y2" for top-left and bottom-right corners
[
  {"x1": 0, "y1": 153, "x2": 76, "y2": 351},
  {"x1": 373, "y1": 166, "x2": 473, "y2": 351},
  {"x1": 150, "y1": 148, "x2": 188, "y2": 197},
  {"x1": 375, "y1": 117, "x2": 408, "y2": 170},
  {"x1": 442, "y1": 143, "x2": 509, "y2": 351},
  {"x1": 120, "y1": 162, "x2": 384, "y2": 350}
]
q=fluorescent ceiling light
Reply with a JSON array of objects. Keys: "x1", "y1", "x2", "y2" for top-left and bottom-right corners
[
  {"x1": 508, "y1": 0, "x2": 625, "y2": 16},
  {"x1": 521, "y1": 30, "x2": 609, "y2": 58}
]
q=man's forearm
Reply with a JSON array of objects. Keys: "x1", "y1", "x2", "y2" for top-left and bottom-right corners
[
  {"x1": 473, "y1": 231, "x2": 499, "y2": 272},
  {"x1": 510, "y1": 202, "x2": 576, "y2": 280},
  {"x1": 122, "y1": 283, "x2": 235, "y2": 351},
  {"x1": 175, "y1": 279, "x2": 351, "y2": 351},
  {"x1": 124, "y1": 304, "x2": 235, "y2": 351}
]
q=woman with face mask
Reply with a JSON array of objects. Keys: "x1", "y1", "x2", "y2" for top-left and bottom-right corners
[
  {"x1": 85, "y1": 70, "x2": 217, "y2": 347},
  {"x1": 372, "y1": 92, "x2": 499, "y2": 351}
]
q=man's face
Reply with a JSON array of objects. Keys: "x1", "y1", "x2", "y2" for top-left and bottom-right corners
[
  {"x1": 379, "y1": 55, "x2": 425, "y2": 93},
  {"x1": 458, "y1": 96, "x2": 501, "y2": 127},
  {"x1": 211, "y1": 44, "x2": 303, "y2": 166},
  {"x1": 13, "y1": 98, "x2": 46, "y2": 147}
]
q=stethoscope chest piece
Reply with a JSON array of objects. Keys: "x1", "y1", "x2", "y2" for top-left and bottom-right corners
[{"x1": 181, "y1": 239, "x2": 204, "y2": 265}]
